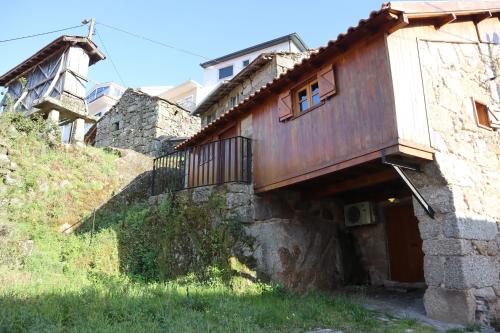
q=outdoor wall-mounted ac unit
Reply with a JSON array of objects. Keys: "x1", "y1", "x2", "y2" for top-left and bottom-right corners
[{"x1": 344, "y1": 201, "x2": 376, "y2": 227}]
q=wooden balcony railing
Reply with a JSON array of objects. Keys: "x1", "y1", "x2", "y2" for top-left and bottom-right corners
[{"x1": 151, "y1": 136, "x2": 252, "y2": 195}]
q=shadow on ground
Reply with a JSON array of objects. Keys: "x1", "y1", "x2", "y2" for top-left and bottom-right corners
[{"x1": 0, "y1": 275, "x2": 431, "y2": 333}]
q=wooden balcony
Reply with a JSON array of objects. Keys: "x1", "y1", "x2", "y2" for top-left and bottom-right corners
[{"x1": 151, "y1": 136, "x2": 252, "y2": 195}]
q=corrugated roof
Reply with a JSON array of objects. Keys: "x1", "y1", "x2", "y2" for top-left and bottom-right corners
[
  {"x1": 0, "y1": 35, "x2": 106, "y2": 86},
  {"x1": 200, "y1": 33, "x2": 308, "y2": 68},
  {"x1": 178, "y1": 0, "x2": 500, "y2": 149}
]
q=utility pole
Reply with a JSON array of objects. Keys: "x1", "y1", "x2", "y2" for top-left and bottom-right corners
[{"x1": 82, "y1": 18, "x2": 95, "y2": 40}]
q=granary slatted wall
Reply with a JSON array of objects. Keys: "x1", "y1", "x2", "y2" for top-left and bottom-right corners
[{"x1": 2, "y1": 45, "x2": 90, "y2": 113}]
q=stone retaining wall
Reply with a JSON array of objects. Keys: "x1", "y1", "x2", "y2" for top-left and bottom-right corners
[
  {"x1": 409, "y1": 40, "x2": 500, "y2": 327},
  {"x1": 152, "y1": 183, "x2": 392, "y2": 293}
]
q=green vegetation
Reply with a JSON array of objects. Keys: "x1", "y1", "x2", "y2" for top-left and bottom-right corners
[{"x1": 0, "y1": 113, "x2": 437, "y2": 332}]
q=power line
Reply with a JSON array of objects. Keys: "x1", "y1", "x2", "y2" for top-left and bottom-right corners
[
  {"x1": 0, "y1": 24, "x2": 86, "y2": 43},
  {"x1": 95, "y1": 28, "x2": 127, "y2": 87},
  {"x1": 96, "y1": 21, "x2": 209, "y2": 60}
]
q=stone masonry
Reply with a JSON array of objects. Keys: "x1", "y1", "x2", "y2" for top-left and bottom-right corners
[
  {"x1": 407, "y1": 41, "x2": 500, "y2": 327},
  {"x1": 95, "y1": 89, "x2": 200, "y2": 157},
  {"x1": 200, "y1": 52, "x2": 311, "y2": 127},
  {"x1": 152, "y1": 183, "x2": 392, "y2": 293},
  {"x1": 153, "y1": 183, "x2": 343, "y2": 292}
]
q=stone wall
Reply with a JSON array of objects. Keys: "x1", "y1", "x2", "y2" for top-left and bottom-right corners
[
  {"x1": 409, "y1": 41, "x2": 500, "y2": 327},
  {"x1": 95, "y1": 89, "x2": 200, "y2": 157},
  {"x1": 60, "y1": 93, "x2": 87, "y2": 117},
  {"x1": 161, "y1": 183, "x2": 392, "y2": 293},
  {"x1": 201, "y1": 53, "x2": 310, "y2": 127}
]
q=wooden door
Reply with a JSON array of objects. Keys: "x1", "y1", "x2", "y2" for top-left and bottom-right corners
[{"x1": 384, "y1": 201, "x2": 424, "y2": 283}]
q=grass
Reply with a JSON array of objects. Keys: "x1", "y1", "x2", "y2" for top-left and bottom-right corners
[
  {"x1": 0, "y1": 272, "x2": 437, "y2": 333},
  {"x1": 0, "y1": 114, "x2": 438, "y2": 333},
  {"x1": 5, "y1": 132, "x2": 119, "y2": 227}
]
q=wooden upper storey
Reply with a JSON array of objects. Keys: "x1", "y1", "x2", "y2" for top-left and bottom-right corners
[{"x1": 179, "y1": 1, "x2": 500, "y2": 193}]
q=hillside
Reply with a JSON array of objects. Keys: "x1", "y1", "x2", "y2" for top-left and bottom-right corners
[{"x1": 0, "y1": 113, "x2": 439, "y2": 332}]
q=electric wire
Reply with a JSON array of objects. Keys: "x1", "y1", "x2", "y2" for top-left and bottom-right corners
[
  {"x1": 96, "y1": 21, "x2": 209, "y2": 60},
  {"x1": 0, "y1": 24, "x2": 86, "y2": 43},
  {"x1": 95, "y1": 28, "x2": 127, "y2": 87}
]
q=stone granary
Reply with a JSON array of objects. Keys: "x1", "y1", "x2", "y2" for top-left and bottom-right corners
[
  {"x1": 153, "y1": 1, "x2": 500, "y2": 328},
  {"x1": 0, "y1": 35, "x2": 105, "y2": 144},
  {"x1": 94, "y1": 89, "x2": 200, "y2": 157}
]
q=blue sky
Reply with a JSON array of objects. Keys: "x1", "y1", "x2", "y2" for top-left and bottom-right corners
[{"x1": 1, "y1": 0, "x2": 389, "y2": 90}]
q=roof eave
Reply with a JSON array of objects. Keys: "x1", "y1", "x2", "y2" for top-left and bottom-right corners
[
  {"x1": 0, "y1": 35, "x2": 105, "y2": 86},
  {"x1": 192, "y1": 54, "x2": 275, "y2": 116}
]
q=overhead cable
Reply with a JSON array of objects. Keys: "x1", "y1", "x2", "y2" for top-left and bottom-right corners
[
  {"x1": 96, "y1": 21, "x2": 209, "y2": 60},
  {"x1": 0, "y1": 24, "x2": 86, "y2": 43},
  {"x1": 95, "y1": 28, "x2": 127, "y2": 87}
]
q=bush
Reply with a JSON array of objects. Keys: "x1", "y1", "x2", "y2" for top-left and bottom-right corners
[
  {"x1": 155, "y1": 193, "x2": 254, "y2": 283},
  {"x1": 83, "y1": 192, "x2": 255, "y2": 284},
  {"x1": 0, "y1": 111, "x2": 60, "y2": 145}
]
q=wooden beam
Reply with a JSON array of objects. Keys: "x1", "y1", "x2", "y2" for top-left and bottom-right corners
[
  {"x1": 434, "y1": 13, "x2": 457, "y2": 29},
  {"x1": 474, "y1": 11, "x2": 493, "y2": 23},
  {"x1": 307, "y1": 168, "x2": 398, "y2": 199},
  {"x1": 254, "y1": 146, "x2": 401, "y2": 193},
  {"x1": 388, "y1": 13, "x2": 410, "y2": 33}
]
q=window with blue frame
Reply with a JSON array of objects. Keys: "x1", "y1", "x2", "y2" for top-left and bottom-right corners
[{"x1": 218, "y1": 65, "x2": 233, "y2": 80}]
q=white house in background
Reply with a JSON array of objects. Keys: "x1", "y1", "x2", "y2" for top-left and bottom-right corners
[
  {"x1": 86, "y1": 82, "x2": 126, "y2": 118},
  {"x1": 139, "y1": 80, "x2": 205, "y2": 112},
  {"x1": 200, "y1": 33, "x2": 309, "y2": 93},
  {"x1": 137, "y1": 85, "x2": 173, "y2": 97},
  {"x1": 60, "y1": 82, "x2": 125, "y2": 143},
  {"x1": 157, "y1": 80, "x2": 204, "y2": 112}
]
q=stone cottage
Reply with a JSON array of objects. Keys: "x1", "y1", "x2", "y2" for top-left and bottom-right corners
[
  {"x1": 194, "y1": 52, "x2": 312, "y2": 127},
  {"x1": 153, "y1": 1, "x2": 500, "y2": 328},
  {"x1": 94, "y1": 89, "x2": 200, "y2": 156}
]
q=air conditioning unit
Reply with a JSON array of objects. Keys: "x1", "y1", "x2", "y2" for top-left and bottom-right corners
[{"x1": 344, "y1": 201, "x2": 376, "y2": 227}]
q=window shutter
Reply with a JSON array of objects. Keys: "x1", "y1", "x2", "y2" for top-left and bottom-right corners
[
  {"x1": 488, "y1": 106, "x2": 500, "y2": 129},
  {"x1": 318, "y1": 64, "x2": 336, "y2": 100},
  {"x1": 278, "y1": 91, "x2": 293, "y2": 121}
]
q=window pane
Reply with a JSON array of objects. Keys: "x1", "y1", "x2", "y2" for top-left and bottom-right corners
[
  {"x1": 298, "y1": 89, "x2": 308, "y2": 112},
  {"x1": 311, "y1": 82, "x2": 320, "y2": 106},
  {"x1": 300, "y1": 100, "x2": 309, "y2": 112},
  {"x1": 219, "y1": 65, "x2": 234, "y2": 79},
  {"x1": 312, "y1": 93, "x2": 320, "y2": 106},
  {"x1": 311, "y1": 82, "x2": 319, "y2": 95},
  {"x1": 298, "y1": 89, "x2": 307, "y2": 102},
  {"x1": 243, "y1": 59, "x2": 249, "y2": 67},
  {"x1": 229, "y1": 96, "x2": 237, "y2": 108}
]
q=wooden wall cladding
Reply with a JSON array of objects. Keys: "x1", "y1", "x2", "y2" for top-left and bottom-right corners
[{"x1": 251, "y1": 35, "x2": 399, "y2": 191}]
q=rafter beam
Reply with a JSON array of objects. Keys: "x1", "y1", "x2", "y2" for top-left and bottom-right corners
[
  {"x1": 388, "y1": 13, "x2": 410, "y2": 33},
  {"x1": 434, "y1": 13, "x2": 457, "y2": 29},
  {"x1": 475, "y1": 10, "x2": 493, "y2": 23},
  {"x1": 308, "y1": 168, "x2": 398, "y2": 199}
]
